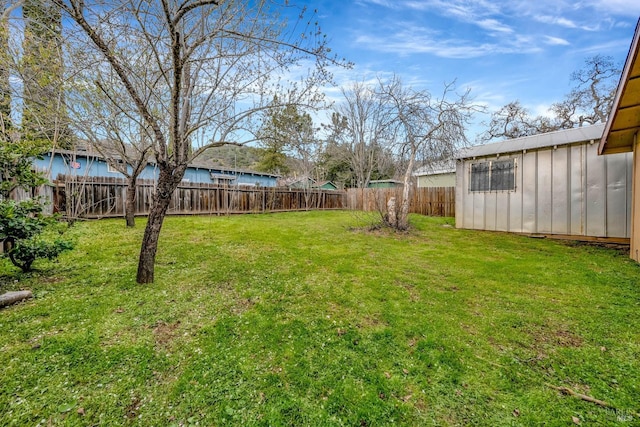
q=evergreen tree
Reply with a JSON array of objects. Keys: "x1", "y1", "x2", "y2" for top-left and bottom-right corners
[
  {"x1": 22, "y1": 0, "x2": 70, "y2": 147},
  {"x1": 0, "y1": 0, "x2": 11, "y2": 137}
]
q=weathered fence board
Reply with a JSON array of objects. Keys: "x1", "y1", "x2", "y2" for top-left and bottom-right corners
[{"x1": 345, "y1": 187, "x2": 455, "y2": 217}]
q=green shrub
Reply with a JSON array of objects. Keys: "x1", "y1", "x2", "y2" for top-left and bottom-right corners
[{"x1": 0, "y1": 198, "x2": 73, "y2": 272}]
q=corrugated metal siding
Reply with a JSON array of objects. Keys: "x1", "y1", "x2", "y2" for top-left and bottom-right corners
[{"x1": 456, "y1": 141, "x2": 632, "y2": 238}]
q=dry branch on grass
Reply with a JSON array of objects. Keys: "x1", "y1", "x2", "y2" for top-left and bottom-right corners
[{"x1": 546, "y1": 383, "x2": 640, "y2": 418}]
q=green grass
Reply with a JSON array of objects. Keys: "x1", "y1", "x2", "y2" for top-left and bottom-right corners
[{"x1": 1, "y1": 211, "x2": 639, "y2": 426}]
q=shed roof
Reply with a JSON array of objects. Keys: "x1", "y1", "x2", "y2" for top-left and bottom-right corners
[
  {"x1": 458, "y1": 123, "x2": 605, "y2": 159},
  {"x1": 599, "y1": 19, "x2": 640, "y2": 155}
]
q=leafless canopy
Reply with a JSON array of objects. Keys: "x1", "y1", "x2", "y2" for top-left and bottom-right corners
[
  {"x1": 376, "y1": 75, "x2": 476, "y2": 229},
  {"x1": 481, "y1": 55, "x2": 620, "y2": 142},
  {"x1": 52, "y1": 0, "x2": 342, "y2": 283},
  {"x1": 333, "y1": 81, "x2": 394, "y2": 188}
]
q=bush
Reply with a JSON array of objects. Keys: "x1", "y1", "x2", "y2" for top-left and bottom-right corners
[{"x1": 0, "y1": 198, "x2": 73, "y2": 272}]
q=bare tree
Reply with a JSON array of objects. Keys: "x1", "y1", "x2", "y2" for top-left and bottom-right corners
[
  {"x1": 334, "y1": 81, "x2": 391, "y2": 188},
  {"x1": 480, "y1": 101, "x2": 538, "y2": 141},
  {"x1": 482, "y1": 55, "x2": 620, "y2": 142},
  {"x1": 53, "y1": 0, "x2": 340, "y2": 283},
  {"x1": 65, "y1": 38, "x2": 156, "y2": 228},
  {"x1": 377, "y1": 76, "x2": 475, "y2": 230},
  {"x1": 565, "y1": 54, "x2": 619, "y2": 125}
]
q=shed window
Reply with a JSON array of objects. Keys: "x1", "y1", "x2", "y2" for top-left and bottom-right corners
[{"x1": 470, "y1": 159, "x2": 515, "y2": 192}]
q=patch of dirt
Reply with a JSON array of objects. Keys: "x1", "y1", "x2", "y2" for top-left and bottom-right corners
[
  {"x1": 152, "y1": 321, "x2": 181, "y2": 347},
  {"x1": 563, "y1": 240, "x2": 630, "y2": 256},
  {"x1": 125, "y1": 396, "x2": 141, "y2": 419},
  {"x1": 529, "y1": 325, "x2": 584, "y2": 349},
  {"x1": 40, "y1": 276, "x2": 65, "y2": 284},
  {"x1": 356, "y1": 315, "x2": 388, "y2": 329},
  {"x1": 397, "y1": 282, "x2": 421, "y2": 302},
  {"x1": 553, "y1": 328, "x2": 584, "y2": 347},
  {"x1": 230, "y1": 297, "x2": 255, "y2": 315}
]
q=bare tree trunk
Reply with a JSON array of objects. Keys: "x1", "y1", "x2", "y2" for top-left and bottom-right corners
[
  {"x1": 125, "y1": 178, "x2": 136, "y2": 227},
  {"x1": 397, "y1": 152, "x2": 415, "y2": 230},
  {"x1": 136, "y1": 170, "x2": 180, "y2": 284},
  {"x1": 386, "y1": 196, "x2": 397, "y2": 227}
]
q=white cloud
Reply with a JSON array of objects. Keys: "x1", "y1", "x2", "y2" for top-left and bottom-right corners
[
  {"x1": 574, "y1": 38, "x2": 633, "y2": 54},
  {"x1": 532, "y1": 14, "x2": 605, "y2": 31},
  {"x1": 354, "y1": 32, "x2": 533, "y2": 59},
  {"x1": 544, "y1": 35, "x2": 571, "y2": 46},
  {"x1": 534, "y1": 15, "x2": 578, "y2": 28},
  {"x1": 477, "y1": 19, "x2": 514, "y2": 34},
  {"x1": 531, "y1": 102, "x2": 555, "y2": 118},
  {"x1": 351, "y1": 18, "x2": 546, "y2": 59},
  {"x1": 355, "y1": 0, "x2": 398, "y2": 8},
  {"x1": 587, "y1": 0, "x2": 640, "y2": 16}
]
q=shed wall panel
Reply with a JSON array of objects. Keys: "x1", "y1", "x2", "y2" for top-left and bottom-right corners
[
  {"x1": 494, "y1": 192, "x2": 510, "y2": 231},
  {"x1": 606, "y1": 153, "x2": 630, "y2": 237},
  {"x1": 521, "y1": 152, "x2": 538, "y2": 233},
  {"x1": 472, "y1": 190, "x2": 486, "y2": 230},
  {"x1": 508, "y1": 154, "x2": 524, "y2": 232},
  {"x1": 536, "y1": 150, "x2": 553, "y2": 233},
  {"x1": 586, "y1": 143, "x2": 606, "y2": 236},
  {"x1": 569, "y1": 144, "x2": 586, "y2": 235},
  {"x1": 485, "y1": 191, "x2": 498, "y2": 231},
  {"x1": 551, "y1": 147, "x2": 569, "y2": 234}
]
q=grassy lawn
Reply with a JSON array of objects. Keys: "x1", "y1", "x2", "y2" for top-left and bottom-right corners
[{"x1": 1, "y1": 211, "x2": 639, "y2": 426}]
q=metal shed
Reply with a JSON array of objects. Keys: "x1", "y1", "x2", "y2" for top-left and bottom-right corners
[{"x1": 456, "y1": 124, "x2": 633, "y2": 241}]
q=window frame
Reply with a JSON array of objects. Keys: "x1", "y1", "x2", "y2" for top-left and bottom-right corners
[
  {"x1": 107, "y1": 159, "x2": 126, "y2": 174},
  {"x1": 469, "y1": 158, "x2": 516, "y2": 193}
]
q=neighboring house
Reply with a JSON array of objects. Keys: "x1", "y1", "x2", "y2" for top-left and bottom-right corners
[
  {"x1": 413, "y1": 160, "x2": 456, "y2": 188},
  {"x1": 600, "y1": 19, "x2": 640, "y2": 259},
  {"x1": 280, "y1": 176, "x2": 314, "y2": 189},
  {"x1": 456, "y1": 123, "x2": 633, "y2": 242},
  {"x1": 314, "y1": 180, "x2": 339, "y2": 191},
  {"x1": 368, "y1": 179, "x2": 404, "y2": 188},
  {"x1": 33, "y1": 148, "x2": 279, "y2": 187},
  {"x1": 279, "y1": 177, "x2": 338, "y2": 190}
]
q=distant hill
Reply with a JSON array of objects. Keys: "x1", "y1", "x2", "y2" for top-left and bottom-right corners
[{"x1": 198, "y1": 145, "x2": 263, "y2": 170}]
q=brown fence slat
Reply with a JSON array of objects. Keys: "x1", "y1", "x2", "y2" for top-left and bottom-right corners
[{"x1": 345, "y1": 187, "x2": 455, "y2": 217}]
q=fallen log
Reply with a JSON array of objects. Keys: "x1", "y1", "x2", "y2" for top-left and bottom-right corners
[{"x1": 0, "y1": 290, "x2": 33, "y2": 308}]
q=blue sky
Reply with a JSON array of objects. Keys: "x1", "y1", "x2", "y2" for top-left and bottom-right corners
[{"x1": 306, "y1": 0, "x2": 640, "y2": 139}]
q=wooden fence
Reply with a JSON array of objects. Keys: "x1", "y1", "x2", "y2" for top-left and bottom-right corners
[
  {"x1": 345, "y1": 187, "x2": 455, "y2": 217},
  {"x1": 49, "y1": 176, "x2": 346, "y2": 219},
  {"x1": 8, "y1": 176, "x2": 455, "y2": 219}
]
